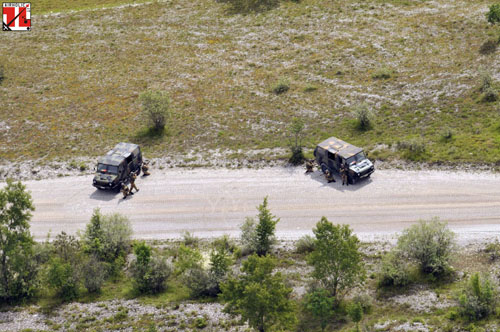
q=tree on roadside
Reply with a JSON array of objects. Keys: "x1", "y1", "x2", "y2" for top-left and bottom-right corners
[
  {"x1": 307, "y1": 217, "x2": 364, "y2": 301},
  {"x1": 0, "y1": 179, "x2": 37, "y2": 301},
  {"x1": 221, "y1": 254, "x2": 296, "y2": 332}
]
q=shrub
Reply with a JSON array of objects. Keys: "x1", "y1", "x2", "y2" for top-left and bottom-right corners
[
  {"x1": 479, "y1": 71, "x2": 492, "y2": 92},
  {"x1": 481, "y1": 88, "x2": 498, "y2": 102},
  {"x1": 295, "y1": 235, "x2": 315, "y2": 254},
  {"x1": 347, "y1": 302, "x2": 363, "y2": 330},
  {"x1": 307, "y1": 218, "x2": 364, "y2": 299},
  {"x1": 185, "y1": 267, "x2": 218, "y2": 298},
  {"x1": 303, "y1": 288, "x2": 335, "y2": 332},
  {"x1": 219, "y1": 0, "x2": 279, "y2": 13},
  {"x1": 272, "y1": 78, "x2": 290, "y2": 95},
  {"x1": 83, "y1": 209, "x2": 132, "y2": 263},
  {"x1": 240, "y1": 217, "x2": 258, "y2": 255},
  {"x1": 378, "y1": 251, "x2": 411, "y2": 288},
  {"x1": 479, "y1": 40, "x2": 498, "y2": 55},
  {"x1": 82, "y1": 256, "x2": 106, "y2": 293},
  {"x1": 484, "y1": 240, "x2": 500, "y2": 261},
  {"x1": 459, "y1": 273, "x2": 498, "y2": 320},
  {"x1": 174, "y1": 244, "x2": 203, "y2": 275},
  {"x1": 397, "y1": 218, "x2": 456, "y2": 276},
  {"x1": 440, "y1": 128, "x2": 454, "y2": 141},
  {"x1": 371, "y1": 67, "x2": 393, "y2": 80},
  {"x1": 129, "y1": 242, "x2": 172, "y2": 294},
  {"x1": 288, "y1": 117, "x2": 305, "y2": 165},
  {"x1": 352, "y1": 103, "x2": 373, "y2": 131},
  {"x1": 182, "y1": 231, "x2": 200, "y2": 247},
  {"x1": 139, "y1": 90, "x2": 170, "y2": 131},
  {"x1": 46, "y1": 257, "x2": 80, "y2": 300},
  {"x1": 0, "y1": 179, "x2": 38, "y2": 301},
  {"x1": 486, "y1": 3, "x2": 500, "y2": 24},
  {"x1": 395, "y1": 139, "x2": 426, "y2": 160}
]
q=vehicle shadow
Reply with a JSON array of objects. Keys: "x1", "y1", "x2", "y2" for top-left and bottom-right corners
[
  {"x1": 89, "y1": 189, "x2": 119, "y2": 202},
  {"x1": 306, "y1": 169, "x2": 372, "y2": 192}
]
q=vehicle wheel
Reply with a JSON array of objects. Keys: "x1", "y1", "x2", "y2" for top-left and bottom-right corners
[
  {"x1": 136, "y1": 167, "x2": 141, "y2": 176},
  {"x1": 350, "y1": 176, "x2": 357, "y2": 185},
  {"x1": 321, "y1": 163, "x2": 329, "y2": 173}
]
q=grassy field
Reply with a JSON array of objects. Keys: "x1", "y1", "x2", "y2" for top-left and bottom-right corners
[{"x1": 1, "y1": 0, "x2": 500, "y2": 164}]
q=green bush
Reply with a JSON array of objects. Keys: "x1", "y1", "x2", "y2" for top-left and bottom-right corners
[
  {"x1": 295, "y1": 235, "x2": 316, "y2": 254},
  {"x1": 397, "y1": 218, "x2": 456, "y2": 276},
  {"x1": 272, "y1": 78, "x2": 290, "y2": 95},
  {"x1": 174, "y1": 244, "x2": 203, "y2": 275},
  {"x1": 440, "y1": 128, "x2": 454, "y2": 141},
  {"x1": 352, "y1": 103, "x2": 373, "y2": 131},
  {"x1": 479, "y1": 40, "x2": 498, "y2": 55},
  {"x1": 129, "y1": 242, "x2": 172, "y2": 294},
  {"x1": 395, "y1": 139, "x2": 426, "y2": 160},
  {"x1": 459, "y1": 273, "x2": 498, "y2": 321},
  {"x1": 182, "y1": 231, "x2": 200, "y2": 247},
  {"x1": 219, "y1": 0, "x2": 279, "y2": 13},
  {"x1": 185, "y1": 267, "x2": 218, "y2": 298},
  {"x1": 303, "y1": 288, "x2": 334, "y2": 332},
  {"x1": 83, "y1": 209, "x2": 132, "y2": 263},
  {"x1": 481, "y1": 88, "x2": 498, "y2": 102},
  {"x1": 486, "y1": 3, "x2": 500, "y2": 24},
  {"x1": 0, "y1": 180, "x2": 38, "y2": 301},
  {"x1": 371, "y1": 67, "x2": 393, "y2": 80},
  {"x1": 378, "y1": 251, "x2": 411, "y2": 288},
  {"x1": 479, "y1": 71, "x2": 492, "y2": 93},
  {"x1": 484, "y1": 240, "x2": 500, "y2": 261},
  {"x1": 288, "y1": 117, "x2": 305, "y2": 165},
  {"x1": 46, "y1": 257, "x2": 79, "y2": 300},
  {"x1": 139, "y1": 90, "x2": 170, "y2": 131},
  {"x1": 82, "y1": 256, "x2": 106, "y2": 293},
  {"x1": 240, "y1": 217, "x2": 258, "y2": 255}
]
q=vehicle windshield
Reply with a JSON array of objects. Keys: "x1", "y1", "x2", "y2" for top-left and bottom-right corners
[
  {"x1": 345, "y1": 152, "x2": 366, "y2": 165},
  {"x1": 97, "y1": 164, "x2": 118, "y2": 174}
]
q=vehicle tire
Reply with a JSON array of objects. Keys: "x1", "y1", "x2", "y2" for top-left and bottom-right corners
[
  {"x1": 350, "y1": 176, "x2": 357, "y2": 185},
  {"x1": 136, "y1": 167, "x2": 141, "y2": 176},
  {"x1": 321, "y1": 163, "x2": 329, "y2": 174}
]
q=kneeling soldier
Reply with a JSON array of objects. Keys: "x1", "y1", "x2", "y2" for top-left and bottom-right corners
[
  {"x1": 325, "y1": 169, "x2": 336, "y2": 183},
  {"x1": 142, "y1": 162, "x2": 150, "y2": 176},
  {"x1": 305, "y1": 160, "x2": 314, "y2": 173}
]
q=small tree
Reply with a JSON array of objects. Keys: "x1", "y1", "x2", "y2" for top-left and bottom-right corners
[
  {"x1": 397, "y1": 218, "x2": 456, "y2": 276},
  {"x1": 289, "y1": 117, "x2": 305, "y2": 165},
  {"x1": 307, "y1": 218, "x2": 364, "y2": 300},
  {"x1": 459, "y1": 273, "x2": 498, "y2": 320},
  {"x1": 304, "y1": 288, "x2": 334, "y2": 331},
  {"x1": 82, "y1": 256, "x2": 106, "y2": 293},
  {"x1": 130, "y1": 242, "x2": 171, "y2": 294},
  {"x1": 486, "y1": 3, "x2": 500, "y2": 24},
  {"x1": 347, "y1": 302, "x2": 363, "y2": 331},
  {"x1": 221, "y1": 254, "x2": 296, "y2": 332},
  {"x1": 240, "y1": 217, "x2": 258, "y2": 254},
  {"x1": 352, "y1": 103, "x2": 373, "y2": 131},
  {"x1": 139, "y1": 90, "x2": 171, "y2": 131},
  {"x1": 0, "y1": 179, "x2": 37, "y2": 301},
  {"x1": 255, "y1": 197, "x2": 280, "y2": 256}
]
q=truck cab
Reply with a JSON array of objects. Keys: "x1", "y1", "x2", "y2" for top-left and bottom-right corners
[
  {"x1": 93, "y1": 142, "x2": 143, "y2": 190},
  {"x1": 314, "y1": 137, "x2": 374, "y2": 184}
]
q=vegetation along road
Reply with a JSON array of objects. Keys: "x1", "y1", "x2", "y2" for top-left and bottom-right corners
[{"x1": 26, "y1": 167, "x2": 500, "y2": 241}]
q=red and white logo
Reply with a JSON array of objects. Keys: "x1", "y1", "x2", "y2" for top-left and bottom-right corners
[{"x1": 3, "y1": 3, "x2": 31, "y2": 31}]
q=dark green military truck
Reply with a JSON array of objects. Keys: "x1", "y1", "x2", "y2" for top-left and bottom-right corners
[
  {"x1": 92, "y1": 142, "x2": 143, "y2": 190},
  {"x1": 314, "y1": 137, "x2": 374, "y2": 184}
]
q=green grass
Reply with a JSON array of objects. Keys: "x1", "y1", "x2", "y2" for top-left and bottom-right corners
[{"x1": 1, "y1": 0, "x2": 500, "y2": 165}]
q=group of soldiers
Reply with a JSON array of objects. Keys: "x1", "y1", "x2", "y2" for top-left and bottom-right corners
[
  {"x1": 305, "y1": 159, "x2": 349, "y2": 186},
  {"x1": 121, "y1": 161, "x2": 151, "y2": 199}
]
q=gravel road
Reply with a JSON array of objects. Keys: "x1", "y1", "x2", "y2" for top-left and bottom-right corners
[{"x1": 17, "y1": 167, "x2": 500, "y2": 241}]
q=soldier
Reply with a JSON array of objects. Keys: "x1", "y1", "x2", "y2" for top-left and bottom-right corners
[
  {"x1": 305, "y1": 159, "x2": 314, "y2": 173},
  {"x1": 325, "y1": 169, "x2": 336, "y2": 183},
  {"x1": 130, "y1": 172, "x2": 139, "y2": 193},
  {"x1": 341, "y1": 163, "x2": 349, "y2": 186},
  {"x1": 121, "y1": 184, "x2": 131, "y2": 199},
  {"x1": 142, "y1": 161, "x2": 151, "y2": 176}
]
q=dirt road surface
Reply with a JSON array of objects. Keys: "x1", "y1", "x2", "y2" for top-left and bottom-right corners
[{"x1": 14, "y1": 167, "x2": 500, "y2": 241}]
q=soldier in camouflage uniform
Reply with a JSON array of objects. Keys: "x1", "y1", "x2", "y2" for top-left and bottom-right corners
[
  {"x1": 325, "y1": 169, "x2": 335, "y2": 183},
  {"x1": 142, "y1": 161, "x2": 150, "y2": 176},
  {"x1": 305, "y1": 159, "x2": 314, "y2": 173},
  {"x1": 121, "y1": 184, "x2": 131, "y2": 199},
  {"x1": 130, "y1": 173, "x2": 139, "y2": 193},
  {"x1": 340, "y1": 163, "x2": 349, "y2": 186}
]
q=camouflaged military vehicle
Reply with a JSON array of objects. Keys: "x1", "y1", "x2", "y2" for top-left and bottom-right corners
[
  {"x1": 314, "y1": 137, "x2": 374, "y2": 184},
  {"x1": 92, "y1": 142, "x2": 143, "y2": 190}
]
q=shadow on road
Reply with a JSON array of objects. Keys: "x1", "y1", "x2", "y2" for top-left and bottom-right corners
[
  {"x1": 89, "y1": 189, "x2": 119, "y2": 201},
  {"x1": 306, "y1": 170, "x2": 372, "y2": 192}
]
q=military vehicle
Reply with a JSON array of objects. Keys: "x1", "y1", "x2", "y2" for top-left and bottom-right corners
[
  {"x1": 314, "y1": 137, "x2": 374, "y2": 184},
  {"x1": 92, "y1": 142, "x2": 143, "y2": 190}
]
